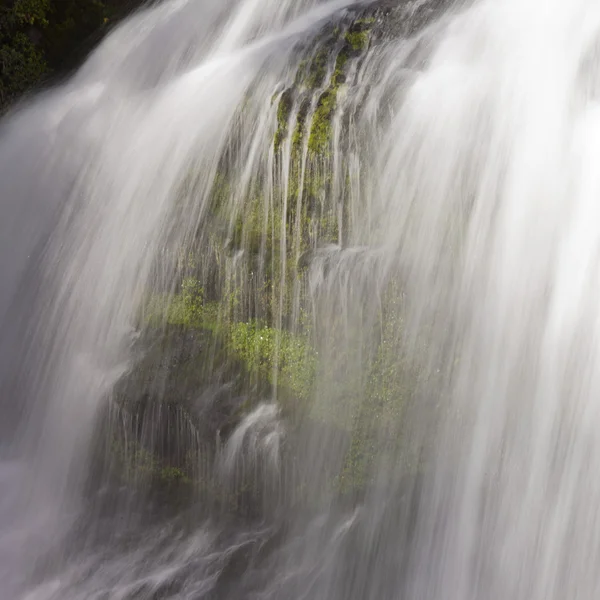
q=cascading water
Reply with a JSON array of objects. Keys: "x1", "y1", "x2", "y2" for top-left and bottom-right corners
[{"x1": 2, "y1": 0, "x2": 600, "y2": 598}]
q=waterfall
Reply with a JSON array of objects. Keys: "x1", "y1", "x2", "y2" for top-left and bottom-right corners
[{"x1": 1, "y1": 0, "x2": 600, "y2": 598}]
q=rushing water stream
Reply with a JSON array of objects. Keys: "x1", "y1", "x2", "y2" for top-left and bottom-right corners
[{"x1": 2, "y1": 0, "x2": 600, "y2": 598}]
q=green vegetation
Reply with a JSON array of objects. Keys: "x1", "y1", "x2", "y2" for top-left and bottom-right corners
[
  {"x1": 269, "y1": 17, "x2": 374, "y2": 256},
  {"x1": 146, "y1": 277, "x2": 316, "y2": 407},
  {"x1": 306, "y1": 46, "x2": 328, "y2": 89},
  {"x1": 0, "y1": 30, "x2": 47, "y2": 104},
  {"x1": 110, "y1": 439, "x2": 193, "y2": 488},
  {"x1": 152, "y1": 275, "x2": 414, "y2": 500},
  {"x1": 291, "y1": 98, "x2": 309, "y2": 150},
  {"x1": 1, "y1": 0, "x2": 48, "y2": 105},
  {"x1": 276, "y1": 25, "x2": 363, "y2": 158},
  {"x1": 337, "y1": 283, "x2": 420, "y2": 496},
  {"x1": 308, "y1": 89, "x2": 336, "y2": 156},
  {"x1": 0, "y1": 0, "x2": 138, "y2": 109},
  {"x1": 230, "y1": 320, "x2": 316, "y2": 403},
  {"x1": 344, "y1": 30, "x2": 369, "y2": 51},
  {"x1": 274, "y1": 88, "x2": 293, "y2": 152},
  {"x1": 159, "y1": 465, "x2": 191, "y2": 485},
  {"x1": 307, "y1": 49, "x2": 348, "y2": 156},
  {"x1": 344, "y1": 16, "x2": 374, "y2": 52}
]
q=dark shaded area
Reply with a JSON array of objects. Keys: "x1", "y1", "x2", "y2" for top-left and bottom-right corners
[{"x1": 0, "y1": 0, "x2": 148, "y2": 109}]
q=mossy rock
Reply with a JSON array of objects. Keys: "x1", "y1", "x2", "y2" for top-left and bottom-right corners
[{"x1": 274, "y1": 88, "x2": 293, "y2": 152}]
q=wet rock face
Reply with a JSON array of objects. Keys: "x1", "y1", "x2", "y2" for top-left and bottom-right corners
[
  {"x1": 115, "y1": 326, "x2": 253, "y2": 435},
  {"x1": 372, "y1": 0, "x2": 454, "y2": 36},
  {"x1": 101, "y1": 325, "x2": 255, "y2": 505},
  {"x1": 92, "y1": 0, "x2": 448, "y2": 517}
]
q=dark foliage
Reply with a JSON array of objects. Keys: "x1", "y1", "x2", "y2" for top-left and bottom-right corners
[{"x1": 0, "y1": 0, "x2": 144, "y2": 109}]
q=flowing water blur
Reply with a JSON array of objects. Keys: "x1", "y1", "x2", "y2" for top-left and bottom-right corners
[{"x1": 2, "y1": 0, "x2": 600, "y2": 598}]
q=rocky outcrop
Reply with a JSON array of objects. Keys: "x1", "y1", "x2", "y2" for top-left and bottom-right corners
[{"x1": 95, "y1": 0, "x2": 446, "y2": 517}]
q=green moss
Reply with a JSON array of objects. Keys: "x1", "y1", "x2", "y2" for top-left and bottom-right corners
[
  {"x1": 336, "y1": 281, "x2": 419, "y2": 495},
  {"x1": 306, "y1": 46, "x2": 328, "y2": 89},
  {"x1": 292, "y1": 99, "x2": 309, "y2": 151},
  {"x1": 145, "y1": 279, "x2": 316, "y2": 406},
  {"x1": 294, "y1": 58, "x2": 308, "y2": 86},
  {"x1": 111, "y1": 439, "x2": 193, "y2": 490},
  {"x1": 333, "y1": 49, "x2": 348, "y2": 82},
  {"x1": 343, "y1": 15, "x2": 374, "y2": 54},
  {"x1": 112, "y1": 439, "x2": 157, "y2": 479},
  {"x1": 210, "y1": 172, "x2": 231, "y2": 210},
  {"x1": 144, "y1": 277, "x2": 221, "y2": 331},
  {"x1": 232, "y1": 192, "x2": 270, "y2": 255},
  {"x1": 336, "y1": 432, "x2": 376, "y2": 496},
  {"x1": 307, "y1": 49, "x2": 349, "y2": 157},
  {"x1": 229, "y1": 320, "x2": 316, "y2": 403},
  {"x1": 274, "y1": 88, "x2": 293, "y2": 152},
  {"x1": 308, "y1": 89, "x2": 336, "y2": 156},
  {"x1": 344, "y1": 30, "x2": 369, "y2": 51},
  {"x1": 159, "y1": 466, "x2": 192, "y2": 485},
  {"x1": 355, "y1": 16, "x2": 375, "y2": 26}
]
